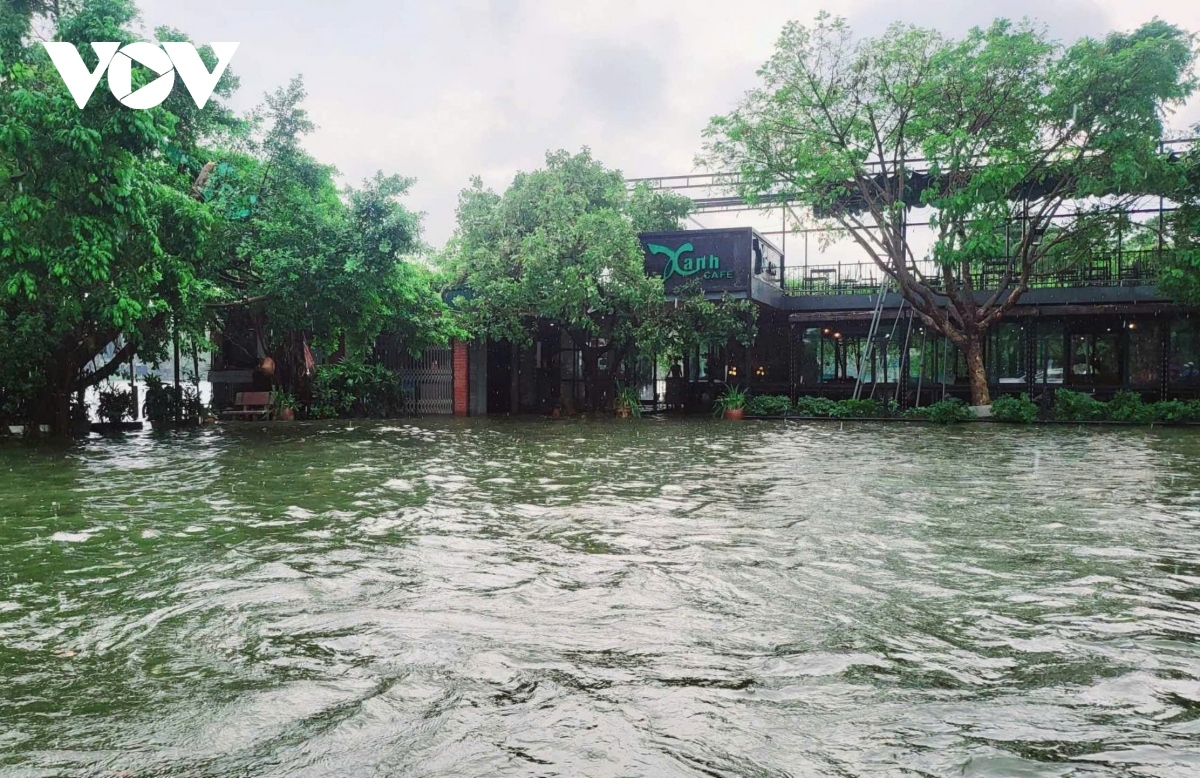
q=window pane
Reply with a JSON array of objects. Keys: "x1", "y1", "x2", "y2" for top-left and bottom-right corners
[
  {"x1": 1127, "y1": 322, "x2": 1160, "y2": 386},
  {"x1": 1070, "y1": 333, "x2": 1120, "y2": 386},
  {"x1": 1037, "y1": 323, "x2": 1064, "y2": 384},
  {"x1": 995, "y1": 323, "x2": 1025, "y2": 385},
  {"x1": 1170, "y1": 319, "x2": 1200, "y2": 389}
]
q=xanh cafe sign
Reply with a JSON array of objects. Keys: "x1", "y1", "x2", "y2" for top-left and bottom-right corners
[
  {"x1": 647, "y1": 243, "x2": 735, "y2": 283},
  {"x1": 43, "y1": 41, "x2": 239, "y2": 109},
  {"x1": 640, "y1": 229, "x2": 753, "y2": 296}
]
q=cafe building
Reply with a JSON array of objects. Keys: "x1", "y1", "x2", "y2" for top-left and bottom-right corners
[{"x1": 452, "y1": 226, "x2": 1199, "y2": 415}]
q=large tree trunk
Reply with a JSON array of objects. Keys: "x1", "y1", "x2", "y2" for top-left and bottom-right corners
[
  {"x1": 963, "y1": 337, "x2": 991, "y2": 407},
  {"x1": 48, "y1": 358, "x2": 74, "y2": 436}
]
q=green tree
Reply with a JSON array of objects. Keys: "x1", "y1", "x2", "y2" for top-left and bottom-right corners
[
  {"x1": 1, "y1": 1, "x2": 459, "y2": 430},
  {"x1": 1156, "y1": 138, "x2": 1200, "y2": 304},
  {"x1": 445, "y1": 149, "x2": 751, "y2": 411},
  {"x1": 0, "y1": 0, "x2": 234, "y2": 430},
  {"x1": 704, "y1": 15, "x2": 1195, "y2": 405},
  {"x1": 196, "y1": 79, "x2": 461, "y2": 384}
]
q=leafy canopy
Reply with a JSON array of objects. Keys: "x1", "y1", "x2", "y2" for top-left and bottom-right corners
[{"x1": 445, "y1": 149, "x2": 752, "y2": 376}]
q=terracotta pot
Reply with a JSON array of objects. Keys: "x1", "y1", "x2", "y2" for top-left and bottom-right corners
[
  {"x1": 616, "y1": 406, "x2": 632, "y2": 419},
  {"x1": 280, "y1": 408, "x2": 295, "y2": 421},
  {"x1": 258, "y1": 357, "x2": 276, "y2": 377},
  {"x1": 724, "y1": 408, "x2": 746, "y2": 421}
]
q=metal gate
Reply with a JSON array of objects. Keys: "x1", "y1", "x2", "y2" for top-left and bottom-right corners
[{"x1": 378, "y1": 343, "x2": 454, "y2": 415}]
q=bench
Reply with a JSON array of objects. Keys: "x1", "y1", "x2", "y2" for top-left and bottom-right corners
[{"x1": 219, "y1": 391, "x2": 274, "y2": 421}]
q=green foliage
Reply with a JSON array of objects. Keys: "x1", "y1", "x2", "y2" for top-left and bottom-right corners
[
  {"x1": 273, "y1": 391, "x2": 297, "y2": 414},
  {"x1": 0, "y1": 0, "x2": 230, "y2": 428},
  {"x1": 201, "y1": 87, "x2": 463, "y2": 357},
  {"x1": 702, "y1": 13, "x2": 1196, "y2": 405},
  {"x1": 444, "y1": 149, "x2": 751, "y2": 410},
  {"x1": 1149, "y1": 399, "x2": 1189, "y2": 424},
  {"x1": 831, "y1": 398, "x2": 885, "y2": 419},
  {"x1": 991, "y1": 393, "x2": 1039, "y2": 424},
  {"x1": 1054, "y1": 389, "x2": 1106, "y2": 421},
  {"x1": 1106, "y1": 390, "x2": 1155, "y2": 423},
  {"x1": 906, "y1": 399, "x2": 974, "y2": 424},
  {"x1": 713, "y1": 386, "x2": 748, "y2": 415},
  {"x1": 311, "y1": 359, "x2": 406, "y2": 419},
  {"x1": 792, "y1": 396, "x2": 841, "y2": 417},
  {"x1": 141, "y1": 374, "x2": 203, "y2": 425},
  {"x1": 614, "y1": 385, "x2": 642, "y2": 417},
  {"x1": 745, "y1": 394, "x2": 792, "y2": 416},
  {"x1": 97, "y1": 387, "x2": 136, "y2": 426},
  {"x1": 1045, "y1": 390, "x2": 1200, "y2": 424},
  {"x1": 0, "y1": 4, "x2": 457, "y2": 433}
]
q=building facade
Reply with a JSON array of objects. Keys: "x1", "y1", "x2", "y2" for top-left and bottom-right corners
[{"x1": 457, "y1": 228, "x2": 1199, "y2": 415}]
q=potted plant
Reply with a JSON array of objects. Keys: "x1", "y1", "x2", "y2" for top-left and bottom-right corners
[
  {"x1": 142, "y1": 375, "x2": 176, "y2": 430},
  {"x1": 180, "y1": 387, "x2": 205, "y2": 426},
  {"x1": 143, "y1": 376, "x2": 204, "y2": 429},
  {"x1": 614, "y1": 385, "x2": 642, "y2": 419},
  {"x1": 273, "y1": 391, "x2": 297, "y2": 421},
  {"x1": 714, "y1": 386, "x2": 748, "y2": 420},
  {"x1": 97, "y1": 388, "x2": 136, "y2": 430}
]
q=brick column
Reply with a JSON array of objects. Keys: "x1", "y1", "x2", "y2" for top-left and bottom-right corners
[{"x1": 452, "y1": 339, "x2": 470, "y2": 416}]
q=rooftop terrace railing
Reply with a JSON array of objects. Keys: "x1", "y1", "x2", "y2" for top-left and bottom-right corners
[{"x1": 783, "y1": 249, "x2": 1166, "y2": 296}]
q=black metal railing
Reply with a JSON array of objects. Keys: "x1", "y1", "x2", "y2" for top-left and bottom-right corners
[{"x1": 783, "y1": 249, "x2": 1166, "y2": 296}]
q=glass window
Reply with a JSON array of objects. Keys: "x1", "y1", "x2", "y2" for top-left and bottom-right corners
[
  {"x1": 1170, "y1": 318, "x2": 1200, "y2": 389},
  {"x1": 1127, "y1": 321, "x2": 1160, "y2": 387},
  {"x1": 993, "y1": 323, "x2": 1026, "y2": 385},
  {"x1": 1070, "y1": 331, "x2": 1121, "y2": 386},
  {"x1": 822, "y1": 334, "x2": 839, "y2": 382},
  {"x1": 1036, "y1": 322, "x2": 1065, "y2": 384}
]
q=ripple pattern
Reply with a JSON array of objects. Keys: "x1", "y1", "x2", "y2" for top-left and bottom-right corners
[{"x1": 1, "y1": 419, "x2": 1200, "y2": 776}]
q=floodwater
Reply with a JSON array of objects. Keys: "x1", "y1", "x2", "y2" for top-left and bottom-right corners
[{"x1": 2, "y1": 420, "x2": 1200, "y2": 777}]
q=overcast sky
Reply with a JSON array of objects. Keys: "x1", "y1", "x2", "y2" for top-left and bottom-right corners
[{"x1": 136, "y1": 0, "x2": 1200, "y2": 247}]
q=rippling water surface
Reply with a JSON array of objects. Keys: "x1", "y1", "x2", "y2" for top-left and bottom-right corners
[{"x1": 3, "y1": 419, "x2": 1200, "y2": 777}]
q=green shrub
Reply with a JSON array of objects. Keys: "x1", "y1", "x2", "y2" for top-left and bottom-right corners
[
  {"x1": 312, "y1": 359, "x2": 407, "y2": 418},
  {"x1": 97, "y1": 388, "x2": 136, "y2": 426},
  {"x1": 1150, "y1": 399, "x2": 1189, "y2": 424},
  {"x1": 142, "y1": 375, "x2": 203, "y2": 425},
  {"x1": 745, "y1": 395, "x2": 792, "y2": 416},
  {"x1": 991, "y1": 393, "x2": 1039, "y2": 424},
  {"x1": 1054, "y1": 389, "x2": 1105, "y2": 422},
  {"x1": 793, "y1": 396, "x2": 840, "y2": 417},
  {"x1": 1106, "y1": 390, "x2": 1154, "y2": 423},
  {"x1": 907, "y1": 398, "x2": 973, "y2": 424},
  {"x1": 831, "y1": 398, "x2": 885, "y2": 418}
]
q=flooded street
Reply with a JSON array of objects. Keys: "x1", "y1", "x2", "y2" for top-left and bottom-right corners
[{"x1": 2, "y1": 419, "x2": 1200, "y2": 776}]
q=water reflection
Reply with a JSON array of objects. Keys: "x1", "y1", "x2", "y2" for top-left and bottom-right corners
[{"x1": 2, "y1": 420, "x2": 1200, "y2": 776}]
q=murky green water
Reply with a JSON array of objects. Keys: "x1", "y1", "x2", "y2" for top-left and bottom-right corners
[{"x1": 2, "y1": 420, "x2": 1200, "y2": 777}]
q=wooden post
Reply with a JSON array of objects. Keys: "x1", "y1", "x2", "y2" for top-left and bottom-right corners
[
  {"x1": 173, "y1": 324, "x2": 181, "y2": 424},
  {"x1": 130, "y1": 350, "x2": 138, "y2": 421}
]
